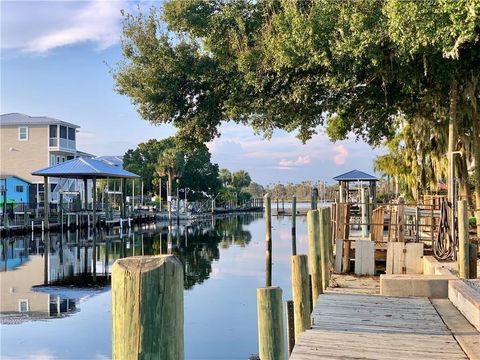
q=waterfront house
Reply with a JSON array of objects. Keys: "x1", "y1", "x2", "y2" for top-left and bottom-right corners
[
  {"x1": 0, "y1": 113, "x2": 95, "y2": 206},
  {"x1": 0, "y1": 174, "x2": 31, "y2": 205}
]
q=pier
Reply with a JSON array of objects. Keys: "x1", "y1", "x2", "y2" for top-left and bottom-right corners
[{"x1": 290, "y1": 292, "x2": 475, "y2": 359}]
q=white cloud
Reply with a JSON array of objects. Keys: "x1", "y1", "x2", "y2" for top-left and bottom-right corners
[
  {"x1": 278, "y1": 154, "x2": 311, "y2": 168},
  {"x1": 1, "y1": 0, "x2": 129, "y2": 54}
]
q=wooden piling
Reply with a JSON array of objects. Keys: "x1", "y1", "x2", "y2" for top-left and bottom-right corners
[
  {"x1": 43, "y1": 232, "x2": 48, "y2": 284},
  {"x1": 361, "y1": 188, "x2": 368, "y2": 237},
  {"x1": 469, "y1": 243, "x2": 477, "y2": 279},
  {"x1": 92, "y1": 177, "x2": 97, "y2": 283},
  {"x1": 257, "y1": 287, "x2": 285, "y2": 360},
  {"x1": 265, "y1": 194, "x2": 272, "y2": 287},
  {"x1": 112, "y1": 255, "x2": 184, "y2": 360},
  {"x1": 307, "y1": 210, "x2": 322, "y2": 303},
  {"x1": 397, "y1": 197, "x2": 405, "y2": 242},
  {"x1": 292, "y1": 195, "x2": 297, "y2": 256},
  {"x1": 43, "y1": 176, "x2": 49, "y2": 230},
  {"x1": 457, "y1": 200, "x2": 469, "y2": 279},
  {"x1": 291, "y1": 255, "x2": 311, "y2": 340},
  {"x1": 319, "y1": 208, "x2": 330, "y2": 291},
  {"x1": 286, "y1": 300, "x2": 295, "y2": 355}
]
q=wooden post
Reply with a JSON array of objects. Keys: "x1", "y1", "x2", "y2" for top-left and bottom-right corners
[
  {"x1": 43, "y1": 176, "x2": 49, "y2": 230},
  {"x1": 257, "y1": 287, "x2": 285, "y2": 360},
  {"x1": 92, "y1": 178, "x2": 97, "y2": 282},
  {"x1": 397, "y1": 196, "x2": 405, "y2": 242},
  {"x1": 159, "y1": 177, "x2": 162, "y2": 212},
  {"x1": 361, "y1": 187, "x2": 368, "y2": 238},
  {"x1": 457, "y1": 200, "x2": 469, "y2": 279},
  {"x1": 121, "y1": 178, "x2": 126, "y2": 219},
  {"x1": 285, "y1": 300, "x2": 295, "y2": 355},
  {"x1": 265, "y1": 194, "x2": 272, "y2": 287},
  {"x1": 307, "y1": 209, "x2": 322, "y2": 302},
  {"x1": 43, "y1": 232, "x2": 48, "y2": 284},
  {"x1": 84, "y1": 178, "x2": 88, "y2": 210},
  {"x1": 291, "y1": 255, "x2": 311, "y2": 340},
  {"x1": 112, "y1": 255, "x2": 184, "y2": 360},
  {"x1": 469, "y1": 243, "x2": 477, "y2": 279},
  {"x1": 292, "y1": 195, "x2": 297, "y2": 256},
  {"x1": 319, "y1": 208, "x2": 330, "y2": 290}
]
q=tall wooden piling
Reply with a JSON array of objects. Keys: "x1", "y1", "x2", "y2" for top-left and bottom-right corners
[
  {"x1": 319, "y1": 208, "x2": 331, "y2": 291},
  {"x1": 112, "y1": 255, "x2": 184, "y2": 360},
  {"x1": 469, "y1": 243, "x2": 477, "y2": 279},
  {"x1": 457, "y1": 200, "x2": 469, "y2": 279},
  {"x1": 291, "y1": 255, "x2": 311, "y2": 340},
  {"x1": 265, "y1": 194, "x2": 272, "y2": 287},
  {"x1": 307, "y1": 210, "x2": 322, "y2": 302},
  {"x1": 43, "y1": 176, "x2": 49, "y2": 230},
  {"x1": 286, "y1": 300, "x2": 295, "y2": 355},
  {"x1": 92, "y1": 177, "x2": 97, "y2": 282},
  {"x1": 257, "y1": 287, "x2": 285, "y2": 360},
  {"x1": 292, "y1": 195, "x2": 297, "y2": 255},
  {"x1": 361, "y1": 187, "x2": 368, "y2": 238}
]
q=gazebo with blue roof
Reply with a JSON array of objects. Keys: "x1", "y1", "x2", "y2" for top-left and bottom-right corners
[
  {"x1": 333, "y1": 169, "x2": 379, "y2": 202},
  {"x1": 32, "y1": 157, "x2": 139, "y2": 283}
]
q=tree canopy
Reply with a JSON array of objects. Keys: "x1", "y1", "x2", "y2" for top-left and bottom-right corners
[
  {"x1": 115, "y1": 0, "x2": 480, "y2": 210},
  {"x1": 124, "y1": 136, "x2": 221, "y2": 200}
]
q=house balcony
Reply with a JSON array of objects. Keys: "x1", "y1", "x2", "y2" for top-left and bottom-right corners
[{"x1": 49, "y1": 138, "x2": 76, "y2": 153}]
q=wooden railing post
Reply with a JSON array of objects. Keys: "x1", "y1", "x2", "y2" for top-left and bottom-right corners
[
  {"x1": 457, "y1": 200, "x2": 469, "y2": 279},
  {"x1": 112, "y1": 255, "x2": 184, "y2": 359}
]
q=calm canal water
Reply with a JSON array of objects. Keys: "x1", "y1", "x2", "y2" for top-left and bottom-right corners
[{"x1": 0, "y1": 213, "x2": 309, "y2": 360}]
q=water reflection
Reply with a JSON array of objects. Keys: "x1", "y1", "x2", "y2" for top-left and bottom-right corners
[{"x1": 0, "y1": 213, "x2": 261, "y2": 323}]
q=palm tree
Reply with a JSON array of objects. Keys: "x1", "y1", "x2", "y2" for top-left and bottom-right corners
[
  {"x1": 156, "y1": 148, "x2": 185, "y2": 198},
  {"x1": 219, "y1": 168, "x2": 232, "y2": 187},
  {"x1": 232, "y1": 170, "x2": 251, "y2": 189}
]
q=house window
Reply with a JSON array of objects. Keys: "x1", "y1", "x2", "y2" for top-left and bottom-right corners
[
  {"x1": 19, "y1": 299, "x2": 29, "y2": 312},
  {"x1": 15, "y1": 185, "x2": 24, "y2": 193},
  {"x1": 68, "y1": 127, "x2": 75, "y2": 141},
  {"x1": 49, "y1": 125, "x2": 57, "y2": 138},
  {"x1": 18, "y1": 127, "x2": 28, "y2": 141},
  {"x1": 60, "y1": 125, "x2": 67, "y2": 139}
]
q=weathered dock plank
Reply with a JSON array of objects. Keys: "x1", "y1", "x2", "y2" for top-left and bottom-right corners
[{"x1": 290, "y1": 292, "x2": 468, "y2": 359}]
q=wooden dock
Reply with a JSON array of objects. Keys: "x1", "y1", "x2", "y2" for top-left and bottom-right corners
[{"x1": 290, "y1": 292, "x2": 468, "y2": 359}]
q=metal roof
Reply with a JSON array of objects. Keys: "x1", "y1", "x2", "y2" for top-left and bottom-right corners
[
  {"x1": 31, "y1": 158, "x2": 139, "y2": 179},
  {"x1": 333, "y1": 169, "x2": 378, "y2": 182},
  {"x1": 0, "y1": 174, "x2": 31, "y2": 183},
  {"x1": 0, "y1": 113, "x2": 80, "y2": 128},
  {"x1": 95, "y1": 155, "x2": 124, "y2": 167}
]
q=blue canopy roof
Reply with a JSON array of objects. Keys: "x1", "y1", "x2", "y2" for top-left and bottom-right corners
[
  {"x1": 32, "y1": 158, "x2": 139, "y2": 179},
  {"x1": 333, "y1": 169, "x2": 378, "y2": 182}
]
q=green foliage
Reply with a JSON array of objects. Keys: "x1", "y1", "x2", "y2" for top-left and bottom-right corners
[
  {"x1": 124, "y1": 138, "x2": 174, "y2": 194},
  {"x1": 469, "y1": 216, "x2": 477, "y2": 227},
  {"x1": 115, "y1": 1, "x2": 480, "y2": 208},
  {"x1": 232, "y1": 170, "x2": 251, "y2": 189},
  {"x1": 124, "y1": 136, "x2": 220, "y2": 199}
]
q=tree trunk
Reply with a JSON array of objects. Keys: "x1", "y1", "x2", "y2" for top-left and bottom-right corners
[
  {"x1": 448, "y1": 79, "x2": 458, "y2": 205},
  {"x1": 472, "y1": 84, "x2": 480, "y2": 236},
  {"x1": 167, "y1": 171, "x2": 173, "y2": 199}
]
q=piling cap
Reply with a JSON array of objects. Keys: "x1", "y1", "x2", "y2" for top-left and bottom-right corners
[{"x1": 114, "y1": 255, "x2": 182, "y2": 273}]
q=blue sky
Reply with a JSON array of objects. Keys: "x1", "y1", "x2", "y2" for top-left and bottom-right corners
[{"x1": 1, "y1": 0, "x2": 384, "y2": 186}]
